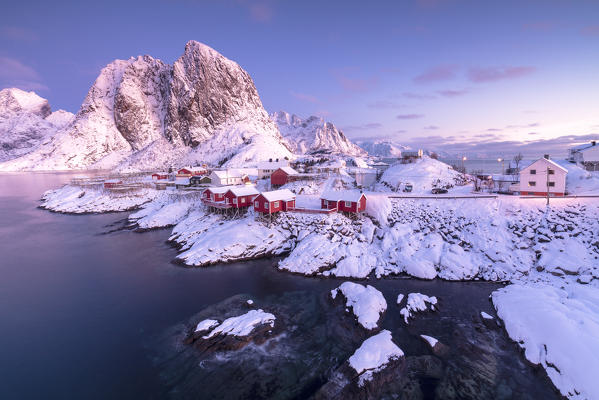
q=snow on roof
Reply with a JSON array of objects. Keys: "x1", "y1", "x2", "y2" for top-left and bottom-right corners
[
  {"x1": 259, "y1": 189, "x2": 296, "y2": 202},
  {"x1": 179, "y1": 166, "x2": 205, "y2": 172},
  {"x1": 204, "y1": 185, "x2": 237, "y2": 194},
  {"x1": 570, "y1": 141, "x2": 598, "y2": 152},
  {"x1": 211, "y1": 170, "x2": 243, "y2": 179},
  {"x1": 321, "y1": 189, "x2": 366, "y2": 202},
  {"x1": 521, "y1": 157, "x2": 568, "y2": 173},
  {"x1": 257, "y1": 160, "x2": 288, "y2": 169},
  {"x1": 277, "y1": 166, "x2": 299, "y2": 175},
  {"x1": 226, "y1": 186, "x2": 260, "y2": 197}
]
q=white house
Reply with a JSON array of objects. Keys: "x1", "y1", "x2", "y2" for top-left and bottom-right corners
[
  {"x1": 257, "y1": 160, "x2": 289, "y2": 179},
  {"x1": 568, "y1": 141, "x2": 599, "y2": 171},
  {"x1": 518, "y1": 156, "x2": 568, "y2": 196},
  {"x1": 210, "y1": 170, "x2": 246, "y2": 186}
]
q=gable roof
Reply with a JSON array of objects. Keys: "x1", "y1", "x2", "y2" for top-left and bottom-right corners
[
  {"x1": 321, "y1": 190, "x2": 366, "y2": 202},
  {"x1": 257, "y1": 160, "x2": 288, "y2": 169},
  {"x1": 571, "y1": 141, "x2": 598, "y2": 152},
  {"x1": 258, "y1": 189, "x2": 296, "y2": 202},
  {"x1": 211, "y1": 170, "x2": 243, "y2": 179},
  {"x1": 276, "y1": 166, "x2": 299, "y2": 175},
  {"x1": 520, "y1": 157, "x2": 568, "y2": 174},
  {"x1": 204, "y1": 185, "x2": 237, "y2": 194},
  {"x1": 226, "y1": 186, "x2": 260, "y2": 197}
]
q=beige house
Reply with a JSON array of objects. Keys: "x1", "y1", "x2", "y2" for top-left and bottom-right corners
[{"x1": 518, "y1": 156, "x2": 567, "y2": 196}]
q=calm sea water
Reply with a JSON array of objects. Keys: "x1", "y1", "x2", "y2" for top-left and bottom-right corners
[{"x1": 0, "y1": 173, "x2": 558, "y2": 399}]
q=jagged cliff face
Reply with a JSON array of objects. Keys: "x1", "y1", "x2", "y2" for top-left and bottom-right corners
[
  {"x1": 0, "y1": 88, "x2": 74, "y2": 162},
  {"x1": 0, "y1": 41, "x2": 291, "y2": 171},
  {"x1": 272, "y1": 111, "x2": 366, "y2": 157}
]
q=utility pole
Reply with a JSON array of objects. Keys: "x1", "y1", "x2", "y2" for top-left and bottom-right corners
[{"x1": 546, "y1": 166, "x2": 550, "y2": 206}]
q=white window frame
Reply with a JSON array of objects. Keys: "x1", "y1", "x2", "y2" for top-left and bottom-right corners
[
  {"x1": 254, "y1": 201, "x2": 259, "y2": 208},
  {"x1": 233, "y1": 198, "x2": 237, "y2": 204},
  {"x1": 273, "y1": 201, "x2": 279, "y2": 208},
  {"x1": 345, "y1": 201, "x2": 351, "y2": 207}
]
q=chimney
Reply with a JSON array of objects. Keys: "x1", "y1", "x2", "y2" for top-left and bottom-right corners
[
  {"x1": 592, "y1": 141, "x2": 597, "y2": 146},
  {"x1": 543, "y1": 154, "x2": 550, "y2": 160}
]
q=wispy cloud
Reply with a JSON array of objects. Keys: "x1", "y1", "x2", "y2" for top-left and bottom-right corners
[
  {"x1": 402, "y1": 92, "x2": 435, "y2": 100},
  {"x1": 0, "y1": 57, "x2": 47, "y2": 91},
  {"x1": 367, "y1": 100, "x2": 405, "y2": 109},
  {"x1": 413, "y1": 64, "x2": 458, "y2": 84},
  {"x1": 437, "y1": 88, "x2": 469, "y2": 97},
  {"x1": 468, "y1": 66, "x2": 536, "y2": 83},
  {"x1": 331, "y1": 67, "x2": 379, "y2": 93},
  {"x1": 343, "y1": 122, "x2": 383, "y2": 132},
  {"x1": 581, "y1": 25, "x2": 599, "y2": 36},
  {"x1": 397, "y1": 113, "x2": 424, "y2": 120},
  {"x1": 0, "y1": 26, "x2": 38, "y2": 42},
  {"x1": 289, "y1": 91, "x2": 319, "y2": 103},
  {"x1": 424, "y1": 125, "x2": 439, "y2": 130},
  {"x1": 234, "y1": 0, "x2": 274, "y2": 22}
]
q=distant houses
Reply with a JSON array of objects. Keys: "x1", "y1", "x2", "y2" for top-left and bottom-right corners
[
  {"x1": 517, "y1": 156, "x2": 567, "y2": 196},
  {"x1": 568, "y1": 140, "x2": 599, "y2": 171},
  {"x1": 210, "y1": 170, "x2": 247, "y2": 186},
  {"x1": 257, "y1": 160, "x2": 289, "y2": 179},
  {"x1": 177, "y1": 166, "x2": 207, "y2": 177},
  {"x1": 223, "y1": 186, "x2": 260, "y2": 209}
]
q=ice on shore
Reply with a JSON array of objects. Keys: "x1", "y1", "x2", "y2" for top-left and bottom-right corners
[
  {"x1": 348, "y1": 330, "x2": 404, "y2": 386},
  {"x1": 331, "y1": 282, "x2": 387, "y2": 330}
]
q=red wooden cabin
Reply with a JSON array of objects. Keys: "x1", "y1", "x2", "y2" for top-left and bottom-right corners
[
  {"x1": 177, "y1": 167, "x2": 207, "y2": 177},
  {"x1": 320, "y1": 190, "x2": 367, "y2": 213},
  {"x1": 104, "y1": 179, "x2": 123, "y2": 189},
  {"x1": 151, "y1": 173, "x2": 168, "y2": 180},
  {"x1": 223, "y1": 186, "x2": 260, "y2": 209},
  {"x1": 202, "y1": 186, "x2": 233, "y2": 203},
  {"x1": 270, "y1": 167, "x2": 299, "y2": 186},
  {"x1": 253, "y1": 189, "x2": 296, "y2": 214}
]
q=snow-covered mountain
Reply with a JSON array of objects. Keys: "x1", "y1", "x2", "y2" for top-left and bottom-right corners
[
  {"x1": 272, "y1": 111, "x2": 366, "y2": 157},
  {"x1": 355, "y1": 139, "x2": 408, "y2": 158},
  {"x1": 0, "y1": 41, "x2": 292, "y2": 171},
  {"x1": 0, "y1": 88, "x2": 74, "y2": 162}
]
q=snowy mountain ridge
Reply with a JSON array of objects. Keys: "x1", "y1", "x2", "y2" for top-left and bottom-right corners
[
  {"x1": 0, "y1": 88, "x2": 74, "y2": 162},
  {"x1": 272, "y1": 111, "x2": 366, "y2": 157},
  {"x1": 0, "y1": 41, "x2": 292, "y2": 171},
  {"x1": 355, "y1": 139, "x2": 409, "y2": 158}
]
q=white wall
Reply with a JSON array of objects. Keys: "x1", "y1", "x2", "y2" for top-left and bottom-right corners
[{"x1": 519, "y1": 158, "x2": 567, "y2": 194}]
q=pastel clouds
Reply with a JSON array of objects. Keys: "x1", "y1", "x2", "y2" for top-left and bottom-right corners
[
  {"x1": 467, "y1": 66, "x2": 536, "y2": 83},
  {"x1": 413, "y1": 64, "x2": 459, "y2": 84}
]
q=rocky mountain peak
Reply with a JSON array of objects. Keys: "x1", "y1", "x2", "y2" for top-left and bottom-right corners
[{"x1": 0, "y1": 88, "x2": 51, "y2": 119}]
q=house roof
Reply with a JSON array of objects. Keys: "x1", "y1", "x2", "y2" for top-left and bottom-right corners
[
  {"x1": 226, "y1": 186, "x2": 260, "y2": 197},
  {"x1": 276, "y1": 166, "x2": 299, "y2": 175},
  {"x1": 179, "y1": 166, "x2": 205, "y2": 172},
  {"x1": 204, "y1": 185, "x2": 237, "y2": 194},
  {"x1": 570, "y1": 141, "x2": 598, "y2": 152},
  {"x1": 257, "y1": 161, "x2": 288, "y2": 169},
  {"x1": 521, "y1": 157, "x2": 568, "y2": 174},
  {"x1": 211, "y1": 170, "x2": 243, "y2": 179},
  {"x1": 321, "y1": 190, "x2": 366, "y2": 202},
  {"x1": 259, "y1": 189, "x2": 296, "y2": 202}
]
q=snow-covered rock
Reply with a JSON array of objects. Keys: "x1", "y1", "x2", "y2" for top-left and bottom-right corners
[
  {"x1": 355, "y1": 139, "x2": 408, "y2": 157},
  {"x1": 399, "y1": 293, "x2": 438, "y2": 323},
  {"x1": 492, "y1": 283, "x2": 599, "y2": 400},
  {"x1": 331, "y1": 282, "x2": 387, "y2": 330},
  {"x1": 202, "y1": 309, "x2": 275, "y2": 338},
  {"x1": 348, "y1": 330, "x2": 404, "y2": 386},
  {"x1": 40, "y1": 185, "x2": 158, "y2": 213},
  {"x1": 272, "y1": 111, "x2": 365, "y2": 156},
  {"x1": 379, "y1": 156, "x2": 463, "y2": 194},
  {"x1": 0, "y1": 41, "x2": 292, "y2": 171}
]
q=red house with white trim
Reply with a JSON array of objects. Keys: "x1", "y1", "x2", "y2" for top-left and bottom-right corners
[
  {"x1": 320, "y1": 190, "x2": 367, "y2": 213},
  {"x1": 177, "y1": 166, "x2": 207, "y2": 177},
  {"x1": 253, "y1": 189, "x2": 296, "y2": 214},
  {"x1": 271, "y1": 167, "x2": 299, "y2": 186},
  {"x1": 223, "y1": 186, "x2": 260, "y2": 209},
  {"x1": 202, "y1": 186, "x2": 234, "y2": 203},
  {"x1": 152, "y1": 173, "x2": 168, "y2": 180}
]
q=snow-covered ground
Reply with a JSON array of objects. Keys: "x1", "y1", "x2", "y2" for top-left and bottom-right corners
[{"x1": 200, "y1": 309, "x2": 276, "y2": 339}]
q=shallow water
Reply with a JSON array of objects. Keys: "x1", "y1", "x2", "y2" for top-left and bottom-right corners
[{"x1": 0, "y1": 173, "x2": 559, "y2": 399}]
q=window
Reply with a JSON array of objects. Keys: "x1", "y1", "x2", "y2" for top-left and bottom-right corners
[
  {"x1": 233, "y1": 198, "x2": 237, "y2": 204},
  {"x1": 254, "y1": 201, "x2": 259, "y2": 208},
  {"x1": 265, "y1": 202, "x2": 269, "y2": 209},
  {"x1": 345, "y1": 201, "x2": 351, "y2": 207},
  {"x1": 273, "y1": 201, "x2": 279, "y2": 208},
  {"x1": 530, "y1": 169, "x2": 536, "y2": 175},
  {"x1": 240, "y1": 197, "x2": 245, "y2": 203},
  {"x1": 548, "y1": 182, "x2": 555, "y2": 187},
  {"x1": 528, "y1": 181, "x2": 536, "y2": 187},
  {"x1": 323, "y1": 200, "x2": 328, "y2": 207},
  {"x1": 548, "y1": 169, "x2": 555, "y2": 175}
]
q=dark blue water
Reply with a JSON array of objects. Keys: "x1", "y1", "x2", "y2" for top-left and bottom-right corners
[{"x1": 0, "y1": 173, "x2": 559, "y2": 399}]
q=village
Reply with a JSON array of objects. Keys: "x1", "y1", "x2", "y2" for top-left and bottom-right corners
[{"x1": 64, "y1": 139, "x2": 599, "y2": 224}]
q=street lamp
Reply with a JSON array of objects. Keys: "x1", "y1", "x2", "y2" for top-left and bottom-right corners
[
  {"x1": 461, "y1": 156, "x2": 467, "y2": 171},
  {"x1": 497, "y1": 157, "x2": 504, "y2": 175}
]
